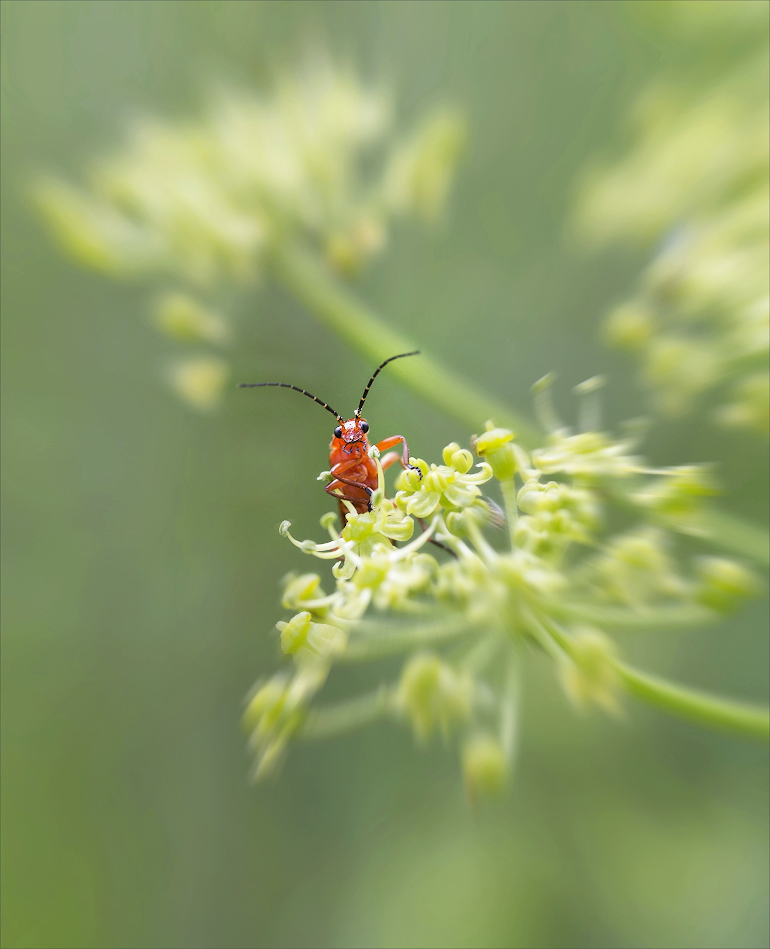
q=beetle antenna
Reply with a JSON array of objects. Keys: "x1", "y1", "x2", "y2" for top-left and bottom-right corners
[
  {"x1": 239, "y1": 382, "x2": 343, "y2": 422},
  {"x1": 356, "y1": 351, "x2": 420, "y2": 417}
]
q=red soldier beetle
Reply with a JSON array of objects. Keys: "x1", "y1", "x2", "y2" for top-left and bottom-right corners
[{"x1": 240, "y1": 352, "x2": 422, "y2": 524}]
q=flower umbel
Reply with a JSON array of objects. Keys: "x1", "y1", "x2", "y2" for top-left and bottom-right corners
[{"x1": 244, "y1": 384, "x2": 766, "y2": 795}]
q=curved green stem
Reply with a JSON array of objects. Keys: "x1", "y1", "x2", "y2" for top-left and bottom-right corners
[
  {"x1": 272, "y1": 238, "x2": 769, "y2": 566},
  {"x1": 536, "y1": 613, "x2": 769, "y2": 742},
  {"x1": 543, "y1": 600, "x2": 718, "y2": 631},
  {"x1": 614, "y1": 662, "x2": 770, "y2": 742},
  {"x1": 272, "y1": 240, "x2": 541, "y2": 444}
]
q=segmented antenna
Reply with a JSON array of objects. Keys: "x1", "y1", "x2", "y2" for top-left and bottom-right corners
[
  {"x1": 238, "y1": 382, "x2": 343, "y2": 422},
  {"x1": 356, "y1": 351, "x2": 420, "y2": 417}
]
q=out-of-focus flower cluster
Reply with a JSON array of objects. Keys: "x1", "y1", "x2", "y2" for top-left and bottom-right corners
[
  {"x1": 244, "y1": 379, "x2": 758, "y2": 796},
  {"x1": 573, "y1": 4, "x2": 769, "y2": 434},
  {"x1": 34, "y1": 55, "x2": 464, "y2": 410}
]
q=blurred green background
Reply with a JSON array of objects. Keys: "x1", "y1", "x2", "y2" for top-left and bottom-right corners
[{"x1": 2, "y1": 2, "x2": 768, "y2": 947}]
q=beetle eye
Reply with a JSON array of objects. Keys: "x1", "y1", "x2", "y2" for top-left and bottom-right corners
[
  {"x1": 334, "y1": 426, "x2": 343, "y2": 438},
  {"x1": 360, "y1": 421, "x2": 369, "y2": 433}
]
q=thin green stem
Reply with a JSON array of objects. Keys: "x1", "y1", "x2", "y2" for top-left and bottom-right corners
[
  {"x1": 521, "y1": 609, "x2": 566, "y2": 662},
  {"x1": 299, "y1": 686, "x2": 391, "y2": 739},
  {"x1": 542, "y1": 600, "x2": 718, "y2": 631},
  {"x1": 614, "y1": 662, "x2": 770, "y2": 742},
  {"x1": 500, "y1": 645, "x2": 521, "y2": 763},
  {"x1": 339, "y1": 616, "x2": 472, "y2": 662},
  {"x1": 536, "y1": 612, "x2": 769, "y2": 741},
  {"x1": 272, "y1": 238, "x2": 769, "y2": 566},
  {"x1": 499, "y1": 477, "x2": 519, "y2": 549},
  {"x1": 271, "y1": 240, "x2": 541, "y2": 444}
]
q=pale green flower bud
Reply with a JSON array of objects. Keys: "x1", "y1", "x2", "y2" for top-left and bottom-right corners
[
  {"x1": 512, "y1": 515, "x2": 550, "y2": 553},
  {"x1": 377, "y1": 511, "x2": 415, "y2": 543},
  {"x1": 325, "y1": 216, "x2": 387, "y2": 275},
  {"x1": 445, "y1": 503, "x2": 492, "y2": 537},
  {"x1": 278, "y1": 612, "x2": 347, "y2": 664},
  {"x1": 153, "y1": 292, "x2": 231, "y2": 344},
  {"x1": 242, "y1": 667, "x2": 323, "y2": 780},
  {"x1": 342, "y1": 511, "x2": 378, "y2": 543},
  {"x1": 633, "y1": 465, "x2": 718, "y2": 530},
  {"x1": 695, "y1": 557, "x2": 759, "y2": 613},
  {"x1": 405, "y1": 489, "x2": 443, "y2": 519},
  {"x1": 384, "y1": 109, "x2": 466, "y2": 220},
  {"x1": 613, "y1": 529, "x2": 669, "y2": 572},
  {"x1": 281, "y1": 573, "x2": 325, "y2": 611},
  {"x1": 559, "y1": 627, "x2": 620, "y2": 714},
  {"x1": 395, "y1": 459, "x2": 428, "y2": 492},
  {"x1": 441, "y1": 479, "x2": 481, "y2": 511},
  {"x1": 332, "y1": 557, "x2": 358, "y2": 583},
  {"x1": 324, "y1": 233, "x2": 361, "y2": 277},
  {"x1": 603, "y1": 301, "x2": 657, "y2": 351},
  {"x1": 33, "y1": 176, "x2": 152, "y2": 275},
  {"x1": 533, "y1": 430, "x2": 638, "y2": 480},
  {"x1": 167, "y1": 356, "x2": 229, "y2": 411},
  {"x1": 397, "y1": 652, "x2": 473, "y2": 743},
  {"x1": 497, "y1": 550, "x2": 565, "y2": 596},
  {"x1": 516, "y1": 479, "x2": 546, "y2": 515},
  {"x1": 472, "y1": 421, "x2": 517, "y2": 481},
  {"x1": 594, "y1": 528, "x2": 688, "y2": 605},
  {"x1": 354, "y1": 557, "x2": 391, "y2": 590},
  {"x1": 242, "y1": 675, "x2": 289, "y2": 735},
  {"x1": 435, "y1": 561, "x2": 477, "y2": 607},
  {"x1": 303, "y1": 622, "x2": 347, "y2": 663},
  {"x1": 644, "y1": 337, "x2": 722, "y2": 416},
  {"x1": 442, "y1": 443, "x2": 474, "y2": 473},
  {"x1": 715, "y1": 372, "x2": 770, "y2": 435},
  {"x1": 278, "y1": 612, "x2": 312, "y2": 655},
  {"x1": 461, "y1": 733, "x2": 507, "y2": 802},
  {"x1": 423, "y1": 468, "x2": 451, "y2": 493}
]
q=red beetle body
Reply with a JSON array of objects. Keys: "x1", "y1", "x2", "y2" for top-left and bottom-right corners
[
  {"x1": 240, "y1": 352, "x2": 419, "y2": 524},
  {"x1": 327, "y1": 416, "x2": 414, "y2": 521}
]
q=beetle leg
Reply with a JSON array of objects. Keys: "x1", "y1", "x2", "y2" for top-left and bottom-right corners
[
  {"x1": 380, "y1": 451, "x2": 400, "y2": 471},
  {"x1": 375, "y1": 435, "x2": 422, "y2": 477},
  {"x1": 325, "y1": 474, "x2": 374, "y2": 512},
  {"x1": 326, "y1": 473, "x2": 373, "y2": 495}
]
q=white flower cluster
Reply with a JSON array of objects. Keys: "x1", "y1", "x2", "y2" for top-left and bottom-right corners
[
  {"x1": 34, "y1": 55, "x2": 465, "y2": 410},
  {"x1": 244, "y1": 385, "x2": 758, "y2": 795},
  {"x1": 573, "y1": 10, "x2": 769, "y2": 434}
]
